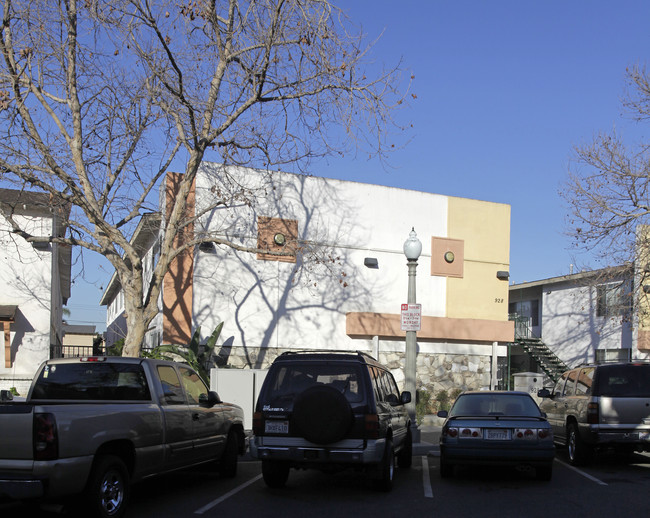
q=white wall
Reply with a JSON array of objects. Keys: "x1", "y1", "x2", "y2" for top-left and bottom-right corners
[
  {"x1": 192, "y1": 165, "x2": 450, "y2": 364},
  {"x1": 542, "y1": 280, "x2": 634, "y2": 366},
  {"x1": 0, "y1": 214, "x2": 53, "y2": 383}
]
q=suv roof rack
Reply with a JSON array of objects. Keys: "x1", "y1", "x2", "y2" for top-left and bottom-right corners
[{"x1": 277, "y1": 350, "x2": 378, "y2": 362}]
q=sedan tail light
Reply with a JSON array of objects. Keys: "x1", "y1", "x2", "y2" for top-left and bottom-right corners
[{"x1": 513, "y1": 428, "x2": 553, "y2": 441}]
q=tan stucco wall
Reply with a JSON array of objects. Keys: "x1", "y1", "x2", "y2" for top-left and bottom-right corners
[
  {"x1": 446, "y1": 197, "x2": 511, "y2": 321},
  {"x1": 346, "y1": 312, "x2": 514, "y2": 343}
]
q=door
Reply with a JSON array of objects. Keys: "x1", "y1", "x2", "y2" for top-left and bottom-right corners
[
  {"x1": 178, "y1": 366, "x2": 227, "y2": 461},
  {"x1": 157, "y1": 365, "x2": 194, "y2": 468}
]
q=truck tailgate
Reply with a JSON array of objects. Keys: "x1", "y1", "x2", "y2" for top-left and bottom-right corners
[
  {"x1": 0, "y1": 404, "x2": 34, "y2": 460},
  {"x1": 599, "y1": 396, "x2": 650, "y2": 427}
]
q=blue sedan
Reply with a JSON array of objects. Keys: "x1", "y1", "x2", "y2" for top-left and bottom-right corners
[{"x1": 437, "y1": 391, "x2": 555, "y2": 480}]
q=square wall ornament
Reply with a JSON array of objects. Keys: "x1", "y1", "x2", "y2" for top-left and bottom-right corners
[
  {"x1": 431, "y1": 237, "x2": 464, "y2": 278},
  {"x1": 257, "y1": 216, "x2": 298, "y2": 263}
]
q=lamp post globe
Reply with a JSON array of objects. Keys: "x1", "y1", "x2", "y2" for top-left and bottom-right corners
[{"x1": 403, "y1": 227, "x2": 422, "y2": 261}]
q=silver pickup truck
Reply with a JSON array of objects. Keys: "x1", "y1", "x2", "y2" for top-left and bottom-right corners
[{"x1": 0, "y1": 356, "x2": 245, "y2": 517}]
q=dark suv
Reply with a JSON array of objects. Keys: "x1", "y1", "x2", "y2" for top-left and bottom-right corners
[
  {"x1": 250, "y1": 351, "x2": 412, "y2": 491},
  {"x1": 538, "y1": 362, "x2": 650, "y2": 465}
]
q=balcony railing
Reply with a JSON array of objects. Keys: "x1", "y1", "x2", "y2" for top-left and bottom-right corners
[{"x1": 51, "y1": 344, "x2": 106, "y2": 358}]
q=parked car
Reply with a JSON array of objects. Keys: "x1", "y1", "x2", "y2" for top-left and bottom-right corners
[
  {"x1": 250, "y1": 351, "x2": 412, "y2": 491},
  {"x1": 437, "y1": 391, "x2": 555, "y2": 480},
  {"x1": 0, "y1": 357, "x2": 245, "y2": 517},
  {"x1": 537, "y1": 361, "x2": 650, "y2": 465}
]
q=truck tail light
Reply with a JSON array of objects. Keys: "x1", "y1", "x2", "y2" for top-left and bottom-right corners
[
  {"x1": 364, "y1": 414, "x2": 380, "y2": 439},
  {"x1": 34, "y1": 412, "x2": 58, "y2": 461},
  {"x1": 253, "y1": 412, "x2": 263, "y2": 435},
  {"x1": 587, "y1": 402, "x2": 599, "y2": 424}
]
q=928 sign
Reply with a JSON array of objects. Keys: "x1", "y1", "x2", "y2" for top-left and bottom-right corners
[{"x1": 400, "y1": 303, "x2": 421, "y2": 331}]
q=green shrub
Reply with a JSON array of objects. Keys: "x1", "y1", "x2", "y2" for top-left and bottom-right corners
[{"x1": 415, "y1": 389, "x2": 434, "y2": 424}]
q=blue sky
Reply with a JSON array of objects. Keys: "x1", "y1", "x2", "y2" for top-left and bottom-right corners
[{"x1": 66, "y1": 0, "x2": 650, "y2": 332}]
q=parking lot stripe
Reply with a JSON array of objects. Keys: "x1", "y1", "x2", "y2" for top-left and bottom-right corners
[
  {"x1": 555, "y1": 459, "x2": 608, "y2": 485},
  {"x1": 194, "y1": 474, "x2": 263, "y2": 514},
  {"x1": 421, "y1": 456, "x2": 433, "y2": 498}
]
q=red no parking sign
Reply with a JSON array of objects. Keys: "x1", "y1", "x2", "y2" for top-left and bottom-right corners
[{"x1": 400, "y1": 303, "x2": 421, "y2": 331}]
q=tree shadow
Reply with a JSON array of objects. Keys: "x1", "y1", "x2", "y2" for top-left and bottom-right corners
[{"x1": 192, "y1": 166, "x2": 390, "y2": 369}]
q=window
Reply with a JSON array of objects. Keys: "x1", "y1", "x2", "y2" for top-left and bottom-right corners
[
  {"x1": 575, "y1": 368, "x2": 595, "y2": 396},
  {"x1": 158, "y1": 365, "x2": 185, "y2": 405},
  {"x1": 596, "y1": 281, "x2": 631, "y2": 317},
  {"x1": 553, "y1": 371, "x2": 568, "y2": 396},
  {"x1": 33, "y1": 363, "x2": 151, "y2": 401},
  {"x1": 179, "y1": 367, "x2": 209, "y2": 405},
  {"x1": 595, "y1": 348, "x2": 631, "y2": 363},
  {"x1": 265, "y1": 363, "x2": 364, "y2": 404},
  {"x1": 508, "y1": 299, "x2": 539, "y2": 327},
  {"x1": 563, "y1": 369, "x2": 579, "y2": 396}
]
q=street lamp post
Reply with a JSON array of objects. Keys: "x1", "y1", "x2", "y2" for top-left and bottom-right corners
[{"x1": 403, "y1": 227, "x2": 422, "y2": 443}]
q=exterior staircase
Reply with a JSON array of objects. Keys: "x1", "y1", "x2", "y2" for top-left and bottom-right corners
[
  {"x1": 509, "y1": 314, "x2": 568, "y2": 383},
  {"x1": 517, "y1": 337, "x2": 568, "y2": 383}
]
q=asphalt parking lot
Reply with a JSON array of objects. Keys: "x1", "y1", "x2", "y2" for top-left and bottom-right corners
[{"x1": 4, "y1": 424, "x2": 650, "y2": 518}]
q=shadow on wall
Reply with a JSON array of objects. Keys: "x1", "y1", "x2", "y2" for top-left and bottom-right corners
[
  {"x1": 10, "y1": 308, "x2": 34, "y2": 365},
  {"x1": 543, "y1": 279, "x2": 634, "y2": 367},
  {"x1": 215, "y1": 336, "x2": 234, "y2": 367},
  {"x1": 193, "y1": 166, "x2": 389, "y2": 369}
]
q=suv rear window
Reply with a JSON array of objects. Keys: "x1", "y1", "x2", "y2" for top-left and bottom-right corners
[
  {"x1": 595, "y1": 364, "x2": 650, "y2": 397},
  {"x1": 266, "y1": 363, "x2": 364, "y2": 404},
  {"x1": 31, "y1": 363, "x2": 151, "y2": 400}
]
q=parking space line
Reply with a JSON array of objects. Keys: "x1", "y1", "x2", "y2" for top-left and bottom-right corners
[
  {"x1": 421, "y1": 456, "x2": 433, "y2": 498},
  {"x1": 555, "y1": 459, "x2": 608, "y2": 485},
  {"x1": 194, "y1": 474, "x2": 263, "y2": 514}
]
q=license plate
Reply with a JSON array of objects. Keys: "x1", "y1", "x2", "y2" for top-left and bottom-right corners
[
  {"x1": 265, "y1": 420, "x2": 289, "y2": 434},
  {"x1": 486, "y1": 428, "x2": 511, "y2": 440}
]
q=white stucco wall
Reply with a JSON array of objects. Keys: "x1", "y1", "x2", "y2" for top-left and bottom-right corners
[
  {"x1": 541, "y1": 280, "x2": 634, "y2": 367},
  {"x1": 0, "y1": 214, "x2": 53, "y2": 381},
  {"x1": 192, "y1": 165, "x2": 449, "y2": 358}
]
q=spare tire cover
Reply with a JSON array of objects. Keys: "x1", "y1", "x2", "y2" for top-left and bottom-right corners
[{"x1": 293, "y1": 385, "x2": 353, "y2": 444}]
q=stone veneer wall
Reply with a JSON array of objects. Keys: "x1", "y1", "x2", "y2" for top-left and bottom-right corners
[{"x1": 219, "y1": 346, "x2": 494, "y2": 395}]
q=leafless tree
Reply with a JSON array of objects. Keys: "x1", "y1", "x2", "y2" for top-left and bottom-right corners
[
  {"x1": 563, "y1": 65, "x2": 650, "y2": 300},
  {"x1": 0, "y1": 0, "x2": 409, "y2": 356}
]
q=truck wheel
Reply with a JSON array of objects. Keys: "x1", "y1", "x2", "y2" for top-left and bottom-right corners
[
  {"x1": 397, "y1": 429, "x2": 413, "y2": 468},
  {"x1": 262, "y1": 460, "x2": 290, "y2": 489},
  {"x1": 85, "y1": 455, "x2": 129, "y2": 518},
  {"x1": 373, "y1": 439, "x2": 394, "y2": 492},
  {"x1": 567, "y1": 422, "x2": 593, "y2": 466},
  {"x1": 293, "y1": 385, "x2": 352, "y2": 444},
  {"x1": 220, "y1": 431, "x2": 239, "y2": 478}
]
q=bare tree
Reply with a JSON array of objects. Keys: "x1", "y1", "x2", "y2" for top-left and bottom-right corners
[
  {"x1": 0, "y1": 0, "x2": 408, "y2": 357},
  {"x1": 563, "y1": 65, "x2": 650, "y2": 291}
]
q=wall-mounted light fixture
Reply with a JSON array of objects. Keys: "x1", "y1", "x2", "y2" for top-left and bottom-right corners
[
  {"x1": 364, "y1": 257, "x2": 379, "y2": 269},
  {"x1": 199, "y1": 242, "x2": 215, "y2": 253},
  {"x1": 31, "y1": 241, "x2": 51, "y2": 251},
  {"x1": 496, "y1": 270, "x2": 510, "y2": 281},
  {"x1": 444, "y1": 251, "x2": 455, "y2": 263},
  {"x1": 273, "y1": 233, "x2": 286, "y2": 246}
]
